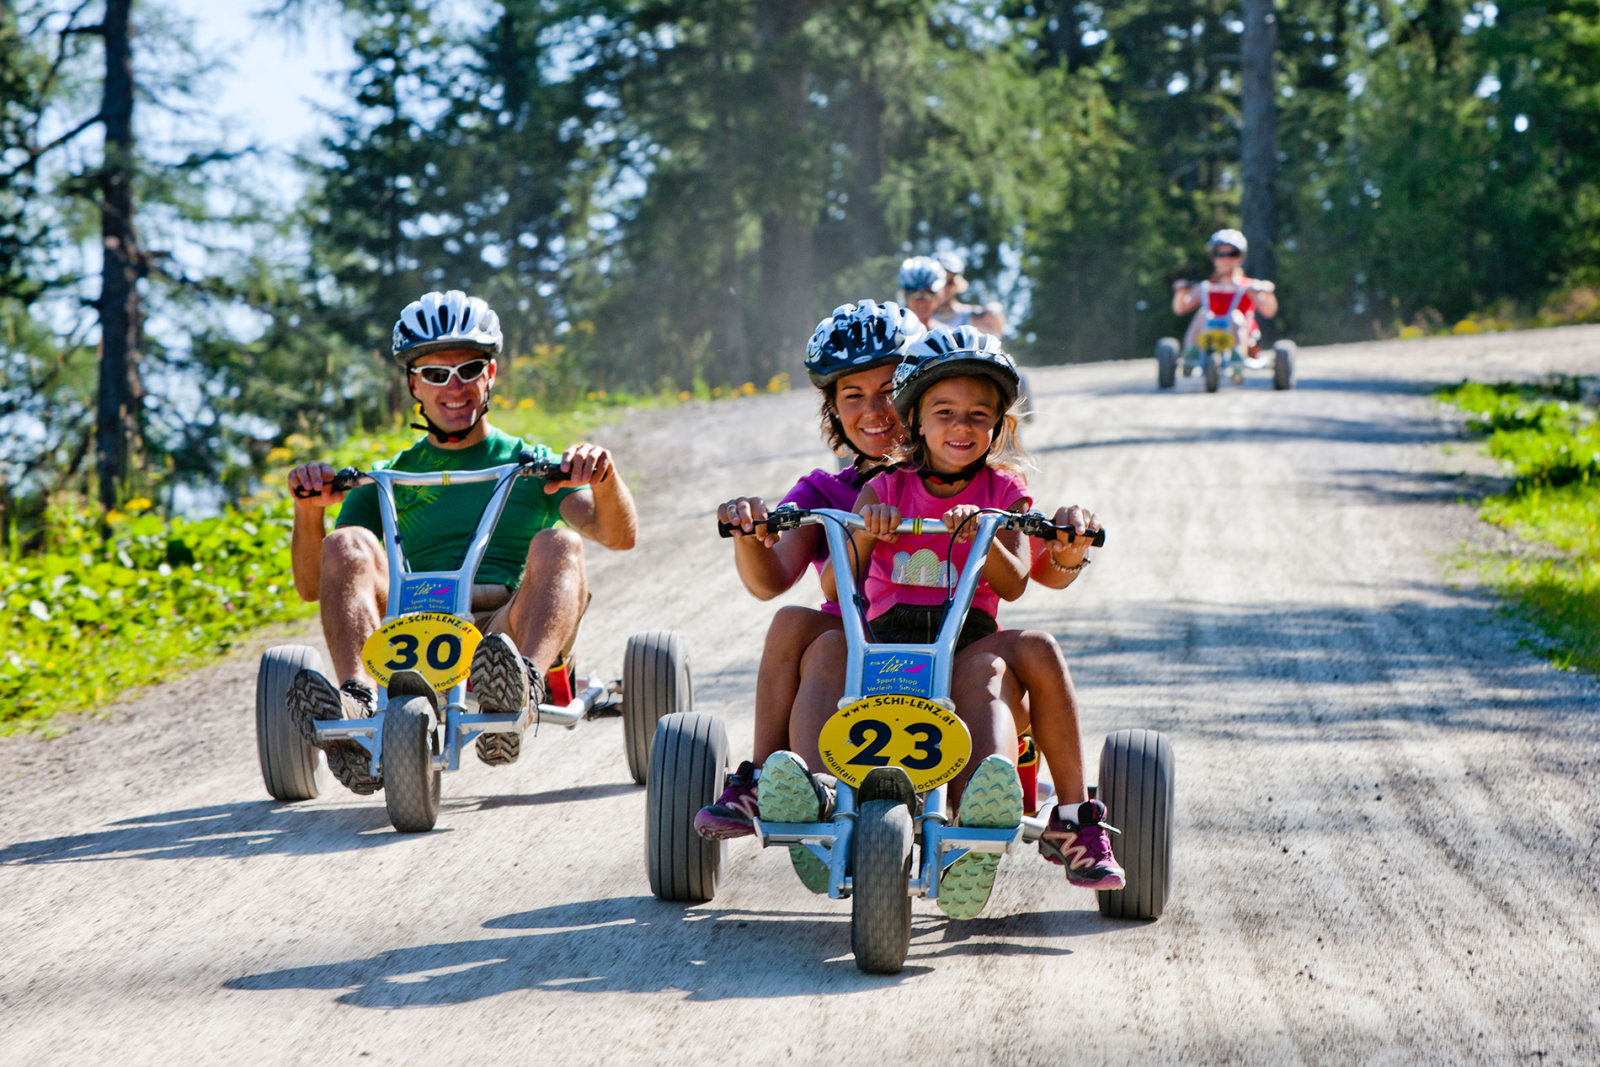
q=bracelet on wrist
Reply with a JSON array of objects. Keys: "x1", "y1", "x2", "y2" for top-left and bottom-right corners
[{"x1": 1049, "y1": 553, "x2": 1090, "y2": 576}]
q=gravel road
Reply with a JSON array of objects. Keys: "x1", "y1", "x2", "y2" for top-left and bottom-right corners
[{"x1": 4, "y1": 326, "x2": 1600, "y2": 1066}]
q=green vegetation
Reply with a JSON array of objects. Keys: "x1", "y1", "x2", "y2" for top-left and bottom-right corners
[{"x1": 1439, "y1": 376, "x2": 1600, "y2": 672}]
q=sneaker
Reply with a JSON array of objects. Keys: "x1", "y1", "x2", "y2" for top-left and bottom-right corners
[
  {"x1": 1039, "y1": 799, "x2": 1125, "y2": 890},
  {"x1": 287, "y1": 670, "x2": 382, "y2": 795},
  {"x1": 471, "y1": 634, "x2": 547, "y2": 766},
  {"x1": 694, "y1": 761, "x2": 761, "y2": 840},
  {"x1": 757, "y1": 751, "x2": 836, "y2": 894},
  {"x1": 937, "y1": 755, "x2": 1023, "y2": 920}
]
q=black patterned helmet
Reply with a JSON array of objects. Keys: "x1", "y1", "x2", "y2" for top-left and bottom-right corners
[
  {"x1": 391, "y1": 290, "x2": 503, "y2": 368},
  {"x1": 892, "y1": 325, "x2": 1019, "y2": 423},
  {"x1": 804, "y1": 300, "x2": 927, "y2": 388}
]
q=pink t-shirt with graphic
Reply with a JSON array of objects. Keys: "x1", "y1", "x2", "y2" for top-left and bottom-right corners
[{"x1": 862, "y1": 465, "x2": 1031, "y2": 622}]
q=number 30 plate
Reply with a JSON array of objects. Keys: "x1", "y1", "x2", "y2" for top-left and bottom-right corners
[
  {"x1": 818, "y1": 694, "x2": 972, "y2": 793},
  {"x1": 361, "y1": 612, "x2": 482, "y2": 690}
]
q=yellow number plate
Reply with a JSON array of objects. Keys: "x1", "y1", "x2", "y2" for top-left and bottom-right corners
[
  {"x1": 1198, "y1": 329, "x2": 1234, "y2": 352},
  {"x1": 818, "y1": 694, "x2": 972, "y2": 793},
  {"x1": 361, "y1": 613, "x2": 482, "y2": 690}
]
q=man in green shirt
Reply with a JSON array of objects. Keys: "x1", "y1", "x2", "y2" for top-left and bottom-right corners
[{"x1": 285, "y1": 290, "x2": 638, "y2": 792}]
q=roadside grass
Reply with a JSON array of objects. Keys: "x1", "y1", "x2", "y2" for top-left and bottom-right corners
[
  {"x1": 1438, "y1": 375, "x2": 1600, "y2": 672},
  {"x1": 0, "y1": 391, "x2": 683, "y2": 736}
]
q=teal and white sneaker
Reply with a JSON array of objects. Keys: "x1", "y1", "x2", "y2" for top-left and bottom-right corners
[
  {"x1": 937, "y1": 755, "x2": 1023, "y2": 919},
  {"x1": 757, "y1": 751, "x2": 836, "y2": 895}
]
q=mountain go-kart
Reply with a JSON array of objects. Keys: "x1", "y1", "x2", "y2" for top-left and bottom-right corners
[
  {"x1": 1158, "y1": 280, "x2": 1294, "y2": 392},
  {"x1": 647, "y1": 505, "x2": 1174, "y2": 974},
  {"x1": 256, "y1": 451, "x2": 691, "y2": 832}
]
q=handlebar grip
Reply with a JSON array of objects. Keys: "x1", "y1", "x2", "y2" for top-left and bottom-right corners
[
  {"x1": 718, "y1": 505, "x2": 805, "y2": 539},
  {"x1": 291, "y1": 467, "x2": 362, "y2": 499},
  {"x1": 329, "y1": 467, "x2": 361, "y2": 494}
]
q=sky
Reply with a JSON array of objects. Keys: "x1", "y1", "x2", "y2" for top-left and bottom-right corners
[{"x1": 165, "y1": 1, "x2": 353, "y2": 162}]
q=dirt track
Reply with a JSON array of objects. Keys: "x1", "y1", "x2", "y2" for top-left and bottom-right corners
[{"x1": 4, "y1": 326, "x2": 1600, "y2": 1065}]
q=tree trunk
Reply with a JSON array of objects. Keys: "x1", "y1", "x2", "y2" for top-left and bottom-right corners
[
  {"x1": 95, "y1": 0, "x2": 144, "y2": 513},
  {"x1": 1240, "y1": 0, "x2": 1278, "y2": 285},
  {"x1": 754, "y1": 0, "x2": 814, "y2": 383},
  {"x1": 844, "y1": 80, "x2": 889, "y2": 264}
]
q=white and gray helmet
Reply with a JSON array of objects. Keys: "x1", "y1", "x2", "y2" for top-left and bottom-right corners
[
  {"x1": 897, "y1": 256, "x2": 946, "y2": 294},
  {"x1": 391, "y1": 290, "x2": 503, "y2": 367},
  {"x1": 804, "y1": 300, "x2": 927, "y2": 388},
  {"x1": 893, "y1": 325, "x2": 1019, "y2": 423},
  {"x1": 1207, "y1": 228, "x2": 1248, "y2": 256},
  {"x1": 935, "y1": 251, "x2": 966, "y2": 276}
]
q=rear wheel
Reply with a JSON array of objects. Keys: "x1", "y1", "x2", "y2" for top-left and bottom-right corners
[
  {"x1": 1203, "y1": 351, "x2": 1221, "y2": 393},
  {"x1": 1155, "y1": 338, "x2": 1178, "y2": 389},
  {"x1": 383, "y1": 696, "x2": 441, "y2": 833},
  {"x1": 255, "y1": 645, "x2": 324, "y2": 802},
  {"x1": 623, "y1": 631, "x2": 693, "y2": 785},
  {"x1": 851, "y1": 799, "x2": 913, "y2": 974},
  {"x1": 647, "y1": 712, "x2": 727, "y2": 902},
  {"x1": 1273, "y1": 340, "x2": 1296, "y2": 390},
  {"x1": 1096, "y1": 729, "x2": 1175, "y2": 920}
]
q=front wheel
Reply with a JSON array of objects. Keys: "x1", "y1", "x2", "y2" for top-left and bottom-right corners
[
  {"x1": 646, "y1": 712, "x2": 727, "y2": 902},
  {"x1": 1203, "y1": 351, "x2": 1221, "y2": 393},
  {"x1": 1273, "y1": 340, "x2": 1296, "y2": 390},
  {"x1": 851, "y1": 799, "x2": 913, "y2": 974},
  {"x1": 383, "y1": 696, "x2": 442, "y2": 833},
  {"x1": 1096, "y1": 729, "x2": 1175, "y2": 920},
  {"x1": 1155, "y1": 338, "x2": 1178, "y2": 390},
  {"x1": 623, "y1": 631, "x2": 693, "y2": 785},
  {"x1": 256, "y1": 645, "x2": 324, "y2": 802}
]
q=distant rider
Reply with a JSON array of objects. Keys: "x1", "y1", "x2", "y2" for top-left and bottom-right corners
[
  {"x1": 932, "y1": 251, "x2": 1006, "y2": 336},
  {"x1": 284, "y1": 290, "x2": 637, "y2": 791},
  {"x1": 1171, "y1": 228, "x2": 1278, "y2": 354}
]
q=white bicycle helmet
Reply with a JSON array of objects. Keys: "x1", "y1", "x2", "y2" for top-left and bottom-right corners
[
  {"x1": 897, "y1": 256, "x2": 946, "y2": 294},
  {"x1": 935, "y1": 251, "x2": 966, "y2": 276},
  {"x1": 805, "y1": 300, "x2": 927, "y2": 387},
  {"x1": 1207, "y1": 228, "x2": 1248, "y2": 256},
  {"x1": 391, "y1": 290, "x2": 503, "y2": 367},
  {"x1": 893, "y1": 325, "x2": 1020, "y2": 423}
]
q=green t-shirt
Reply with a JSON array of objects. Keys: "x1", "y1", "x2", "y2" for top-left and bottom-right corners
[{"x1": 335, "y1": 426, "x2": 577, "y2": 589}]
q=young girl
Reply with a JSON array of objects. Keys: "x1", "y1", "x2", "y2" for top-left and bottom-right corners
[{"x1": 760, "y1": 326, "x2": 1121, "y2": 918}]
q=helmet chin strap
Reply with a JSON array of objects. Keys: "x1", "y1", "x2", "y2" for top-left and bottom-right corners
[{"x1": 410, "y1": 389, "x2": 492, "y2": 444}]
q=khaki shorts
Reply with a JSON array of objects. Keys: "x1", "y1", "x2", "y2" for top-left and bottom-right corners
[{"x1": 470, "y1": 584, "x2": 590, "y2": 660}]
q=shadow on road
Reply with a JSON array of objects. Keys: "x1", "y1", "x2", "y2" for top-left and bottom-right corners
[
  {"x1": 0, "y1": 800, "x2": 413, "y2": 865},
  {"x1": 225, "y1": 895, "x2": 1133, "y2": 1005},
  {"x1": 1023, "y1": 587, "x2": 1596, "y2": 742}
]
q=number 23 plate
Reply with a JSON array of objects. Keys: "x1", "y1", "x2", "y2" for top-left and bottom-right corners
[
  {"x1": 361, "y1": 613, "x2": 482, "y2": 690},
  {"x1": 818, "y1": 694, "x2": 972, "y2": 793}
]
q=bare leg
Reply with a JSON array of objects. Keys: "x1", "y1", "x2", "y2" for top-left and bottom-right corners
[
  {"x1": 963, "y1": 630, "x2": 1088, "y2": 804},
  {"x1": 318, "y1": 526, "x2": 388, "y2": 687},
  {"x1": 489, "y1": 528, "x2": 586, "y2": 672},
  {"x1": 753, "y1": 607, "x2": 842, "y2": 765},
  {"x1": 948, "y1": 647, "x2": 1016, "y2": 810},
  {"x1": 787, "y1": 628, "x2": 848, "y2": 769}
]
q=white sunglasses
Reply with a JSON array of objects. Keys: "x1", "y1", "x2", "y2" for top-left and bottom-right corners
[{"x1": 408, "y1": 358, "x2": 492, "y2": 386}]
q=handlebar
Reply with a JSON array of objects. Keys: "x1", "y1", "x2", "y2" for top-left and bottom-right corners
[
  {"x1": 291, "y1": 450, "x2": 565, "y2": 499},
  {"x1": 718, "y1": 504, "x2": 1106, "y2": 546}
]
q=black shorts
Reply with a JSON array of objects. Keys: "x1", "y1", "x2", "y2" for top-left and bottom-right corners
[{"x1": 868, "y1": 604, "x2": 998, "y2": 652}]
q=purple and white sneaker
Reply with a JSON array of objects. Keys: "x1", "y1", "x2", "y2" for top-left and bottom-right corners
[
  {"x1": 694, "y1": 761, "x2": 760, "y2": 840},
  {"x1": 1039, "y1": 799, "x2": 1126, "y2": 890}
]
